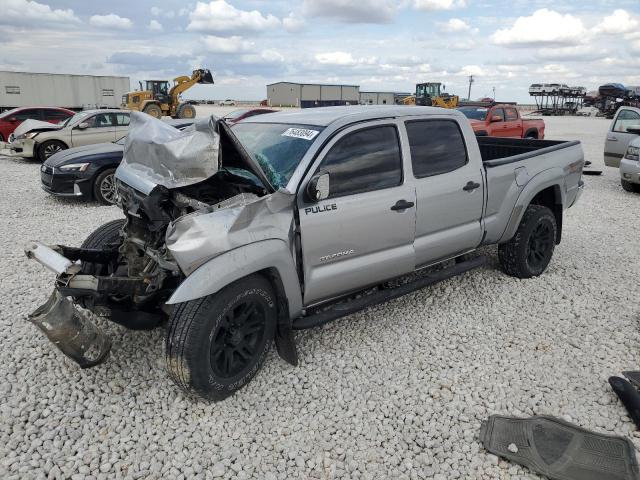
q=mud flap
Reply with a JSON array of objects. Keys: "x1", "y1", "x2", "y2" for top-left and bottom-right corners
[
  {"x1": 275, "y1": 318, "x2": 298, "y2": 366},
  {"x1": 480, "y1": 415, "x2": 640, "y2": 480},
  {"x1": 610, "y1": 376, "x2": 640, "y2": 429},
  {"x1": 28, "y1": 290, "x2": 111, "y2": 368}
]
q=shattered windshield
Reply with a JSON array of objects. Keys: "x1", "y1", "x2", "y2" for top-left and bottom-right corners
[
  {"x1": 457, "y1": 107, "x2": 488, "y2": 121},
  {"x1": 231, "y1": 123, "x2": 322, "y2": 189}
]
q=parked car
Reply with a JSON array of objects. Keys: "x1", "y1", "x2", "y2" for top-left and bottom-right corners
[
  {"x1": 223, "y1": 108, "x2": 277, "y2": 123},
  {"x1": 9, "y1": 109, "x2": 131, "y2": 162},
  {"x1": 26, "y1": 106, "x2": 584, "y2": 400},
  {"x1": 620, "y1": 133, "x2": 640, "y2": 192},
  {"x1": 0, "y1": 106, "x2": 74, "y2": 143},
  {"x1": 219, "y1": 99, "x2": 236, "y2": 106},
  {"x1": 604, "y1": 107, "x2": 640, "y2": 167},
  {"x1": 40, "y1": 118, "x2": 195, "y2": 205},
  {"x1": 457, "y1": 104, "x2": 545, "y2": 138}
]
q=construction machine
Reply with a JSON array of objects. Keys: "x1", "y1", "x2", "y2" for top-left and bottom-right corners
[
  {"x1": 121, "y1": 68, "x2": 214, "y2": 119},
  {"x1": 413, "y1": 82, "x2": 459, "y2": 108}
]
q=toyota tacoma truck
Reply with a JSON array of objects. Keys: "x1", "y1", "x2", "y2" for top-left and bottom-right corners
[
  {"x1": 25, "y1": 107, "x2": 584, "y2": 400},
  {"x1": 458, "y1": 104, "x2": 546, "y2": 139}
]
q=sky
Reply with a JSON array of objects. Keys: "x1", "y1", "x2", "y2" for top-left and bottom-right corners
[{"x1": 0, "y1": 0, "x2": 639, "y2": 103}]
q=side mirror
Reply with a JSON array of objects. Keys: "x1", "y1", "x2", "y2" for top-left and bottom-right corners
[
  {"x1": 627, "y1": 126, "x2": 640, "y2": 135},
  {"x1": 490, "y1": 115, "x2": 503, "y2": 123},
  {"x1": 77, "y1": 122, "x2": 89, "y2": 130},
  {"x1": 306, "y1": 173, "x2": 330, "y2": 202}
]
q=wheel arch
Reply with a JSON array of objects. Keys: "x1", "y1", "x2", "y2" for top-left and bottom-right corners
[
  {"x1": 524, "y1": 128, "x2": 538, "y2": 139},
  {"x1": 500, "y1": 176, "x2": 565, "y2": 245}
]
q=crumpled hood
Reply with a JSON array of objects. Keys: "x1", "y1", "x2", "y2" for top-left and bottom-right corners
[
  {"x1": 13, "y1": 119, "x2": 60, "y2": 138},
  {"x1": 116, "y1": 111, "x2": 220, "y2": 194},
  {"x1": 45, "y1": 142, "x2": 123, "y2": 167},
  {"x1": 115, "y1": 111, "x2": 274, "y2": 196}
]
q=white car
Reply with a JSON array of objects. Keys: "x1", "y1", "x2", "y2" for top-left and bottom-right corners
[{"x1": 218, "y1": 99, "x2": 236, "y2": 106}]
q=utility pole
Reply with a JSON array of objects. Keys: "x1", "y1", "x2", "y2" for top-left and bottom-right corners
[
  {"x1": 467, "y1": 75, "x2": 474, "y2": 100},
  {"x1": 492, "y1": 86, "x2": 496, "y2": 101}
]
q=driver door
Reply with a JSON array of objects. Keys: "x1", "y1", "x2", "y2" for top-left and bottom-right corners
[
  {"x1": 70, "y1": 113, "x2": 117, "y2": 146},
  {"x1": 605, "y1": 108, "x2": 640, "y2": 167},
  {"x1": 298, "y1": 121, "x2": 416, "y2": 306}
]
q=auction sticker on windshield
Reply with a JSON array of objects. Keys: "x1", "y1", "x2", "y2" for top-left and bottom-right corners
[{"x1": 282, "y1": 128, "x2": 320, "y2": 141}]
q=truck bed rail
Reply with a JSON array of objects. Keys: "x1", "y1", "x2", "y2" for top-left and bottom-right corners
[{"x1": 479, "y1": 137, "x2": 580, "y2": 167}]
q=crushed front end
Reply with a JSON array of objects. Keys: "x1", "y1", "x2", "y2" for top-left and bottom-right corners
[{"x1": 24, "y1": 111, "x2": 273, "y2": 368}]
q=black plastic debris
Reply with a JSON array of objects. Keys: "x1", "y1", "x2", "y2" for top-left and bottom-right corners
[
  {"x1": 610, "y1": 376, "x2": 640, "y2": 429},
  {"x1": 623, "y1": 371, "x2": 640, "y2": 390},
  {"x1": 480, "y1": 415, "x2": 640, "y2": 480}
]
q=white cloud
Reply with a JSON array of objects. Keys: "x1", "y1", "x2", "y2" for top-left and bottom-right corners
[
  {"x1": 203, "y1": 35, "x2": 254, "y2": 53},
  {"x1": 151, "y1": 6, "x2": 175, "y2": 18},
  {"x1": 187, "y1": 1, "x2": 281, "y2": 33},
  {"x1": 89, "y1": 14, "x2": 133, "y2": 30},
  {"x1": 456, "y1": 65, "x2": 486, "y2": 76},
  {"x1": 241, "y1": 49, "x2": 285, "y2": 64},
  {"x1": 315, "y1": 51, "x2": 377, "y2": 66},
  {"x1": 537, "y1": 45, "x2": 608, "y2": 62},
  {"x1": 491, "y1": 9, "x2": 586, "y2": 47},
  {"x1": 594, "y1": 9, "x2": 638, "y2": 35},
  {"x1": 0, "y1": 0, "x2": 79, "y2": 26},
  {"x1": 148, "y1": 20, "x2": 163, "y2": 32},
  {"x1": 438, "y1": 18, "x2": 473, "y2": 32},
  {"x1": 303, "y1": 0, "x2": 396, "y2": 24},
  {"x1": 413, "y1": 0, "x2": 466, "y2": 11},
  {"x1": 150, "y1": 6, "x2": 161, "y2": 16},
  {"x1": 283, "y1": 12, "x2": 305, "y2": 32}
]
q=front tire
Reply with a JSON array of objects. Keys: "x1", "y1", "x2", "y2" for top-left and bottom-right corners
[
  {"x1": 166, "y1": 275, "x2": 277, "y2": 401},
  {"x1": 37, "y1": 140, "x2": 66, "y2": 162},
  {"x1": 176, "y1": 103, "x2": 196, "y2": 119},
  {"x1": 621, "y1": 179, "x2": 640, "y2": 193},
  {"x1": 498, "y1": 205, "x2": 557, "y2": 278},
  {"x1": 93, "y1": 168, "x2": 117, "y2": 205}
]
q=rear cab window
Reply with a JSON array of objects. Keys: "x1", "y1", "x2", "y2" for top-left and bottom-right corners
[
  {"x1": 505, "y1": 108, "x2": 518, "y2": 121},
  {"x1": 405, "y1": 120, "x2": 468, "y2": 178},
  {"x1": 316, "y1": 125, "x2": 402, "y2": 198}
]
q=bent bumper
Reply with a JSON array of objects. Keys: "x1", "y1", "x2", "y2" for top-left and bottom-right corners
[{"x1": 5, "y1": 138, "x2": 36, "y2": 158}]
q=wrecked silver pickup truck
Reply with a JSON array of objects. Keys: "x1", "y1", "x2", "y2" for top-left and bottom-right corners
[{"x1": 26, "y1": 107, "x2": 584, "y2": 400}]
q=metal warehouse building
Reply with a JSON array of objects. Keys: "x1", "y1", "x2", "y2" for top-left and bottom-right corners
[
  {"x1": 267, "y1": 82, "x2": 360, "y2": 108},
  {"x1": 0, "y1": 71, "x2": 130, "y2": 111},
  {"x1": 359, "y1": 91, "x2": 395, "y2": 105}
]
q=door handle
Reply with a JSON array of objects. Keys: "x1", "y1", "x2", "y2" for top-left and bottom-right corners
[
  {"x1": 390, "y1": 199, "x2": 414, "y2": 211},
  {"x1": 607, "y1": 135, "x2": 618, "y2": 141},
  {"x1": 463, "y1": 181, "x2": 481, "y2": 192}
]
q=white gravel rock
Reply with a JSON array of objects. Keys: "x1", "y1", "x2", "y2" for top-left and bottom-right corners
[{"x1": 1, "y1": 116, "x2": 639, "y2": 479}]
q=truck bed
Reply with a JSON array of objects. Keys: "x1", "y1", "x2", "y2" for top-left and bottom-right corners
[{"x1": 478, "y1": 137, "x2": 580, "y2": 166}]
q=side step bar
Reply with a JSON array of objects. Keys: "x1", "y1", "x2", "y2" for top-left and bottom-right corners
[{"x1": 293, "y1": 255, "x2": 486, "y2": 330}]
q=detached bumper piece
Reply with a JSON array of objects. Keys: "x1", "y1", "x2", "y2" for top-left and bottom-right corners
[
  {"x1": 29, "y1": 290, "x2": 111, "y2": 368},
  {"x1": 480, "y1": 415, "x2": 640, "y2": 480}
]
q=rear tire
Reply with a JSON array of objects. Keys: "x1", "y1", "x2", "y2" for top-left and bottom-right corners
[
  {"x1": 498, "y1": 205, "x2": 557, "y2": 279},
  {"x1": 165, "y1": 274, "x2": 277, "y2": 401},
  {"x1": 143, "y1": 103, "x2": 163, "y2": 118},
  {"x1": 176, "y1": 103, "x2": 196, "y2": 119},
  {"x1": 37, "y1": 140, "x2": 66, "y2": 162},
  {"x1": 621, "y1": 179, "x2": 640, "y2": 193},
  {"x1": 93, "y1": 168, "x2": 118, "y2": 205}
]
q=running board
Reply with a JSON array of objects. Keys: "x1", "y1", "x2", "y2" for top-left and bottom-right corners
[{"x1": 292, "y1": 255, "x2": 486, "y2": 330}]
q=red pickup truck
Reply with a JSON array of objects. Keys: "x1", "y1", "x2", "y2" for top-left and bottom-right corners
[{"x1": 457, "y1": 104, "x2": 545, "y2": 139}]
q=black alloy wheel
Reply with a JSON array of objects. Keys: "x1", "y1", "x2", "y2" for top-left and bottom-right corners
[{"x1": 526, "y1": 221, "x2": 554, "y2": 270}]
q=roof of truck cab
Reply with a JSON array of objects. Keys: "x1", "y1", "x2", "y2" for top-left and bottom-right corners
[{"x1": 242, "y1": 105, "x2": 459, "y2": 127}]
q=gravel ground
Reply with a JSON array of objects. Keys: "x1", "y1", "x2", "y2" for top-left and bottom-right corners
[{"x1": 1, "y1": 114, "x2": 639, "y2": 480}]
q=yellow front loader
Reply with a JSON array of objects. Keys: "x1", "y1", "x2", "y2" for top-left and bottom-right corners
[
  {"x1": 121, "y1": 68, "x2": 214, "y2": 119},
  {"x1": 414, "y1": 82, "x2": 459, "y2": 109}
]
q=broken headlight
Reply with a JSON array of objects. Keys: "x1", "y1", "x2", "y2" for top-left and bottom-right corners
[{"x1": 625, "y1": 146, "x2": 640, "y2": 161}]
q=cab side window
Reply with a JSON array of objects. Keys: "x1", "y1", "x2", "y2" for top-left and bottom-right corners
[
  {"x1": 115, "y1": 113, "x2": 130, "y2": 126},
  {"x1": 406, "y1": 120, "x2": 468, "y2": 178},
  {"x1": 92, "y1": 113, "x2": 115, "y2": 128},
  {"x1": 13, "y1": 109, "x2": 40, "y2": 121},
  {"x1": 319, "y1": 125, "x2": 402, "y2": 198},
  {"x1": 505, "y1": 108, "x2": 518, "y2": 121},
  {"x1": 492, "y1": 108, "x2": 505, "y2": 121},
  {"x1": 613, "y1": 110, "x2": 640, "y2": 133}
]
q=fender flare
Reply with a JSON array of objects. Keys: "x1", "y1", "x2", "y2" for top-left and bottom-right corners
[
  {"x1": 499, "y1": 169, "x2": 565, "y2": 244},
  {"x1": 166, "y1": 239, "x2": 303, "y2": 319}
]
